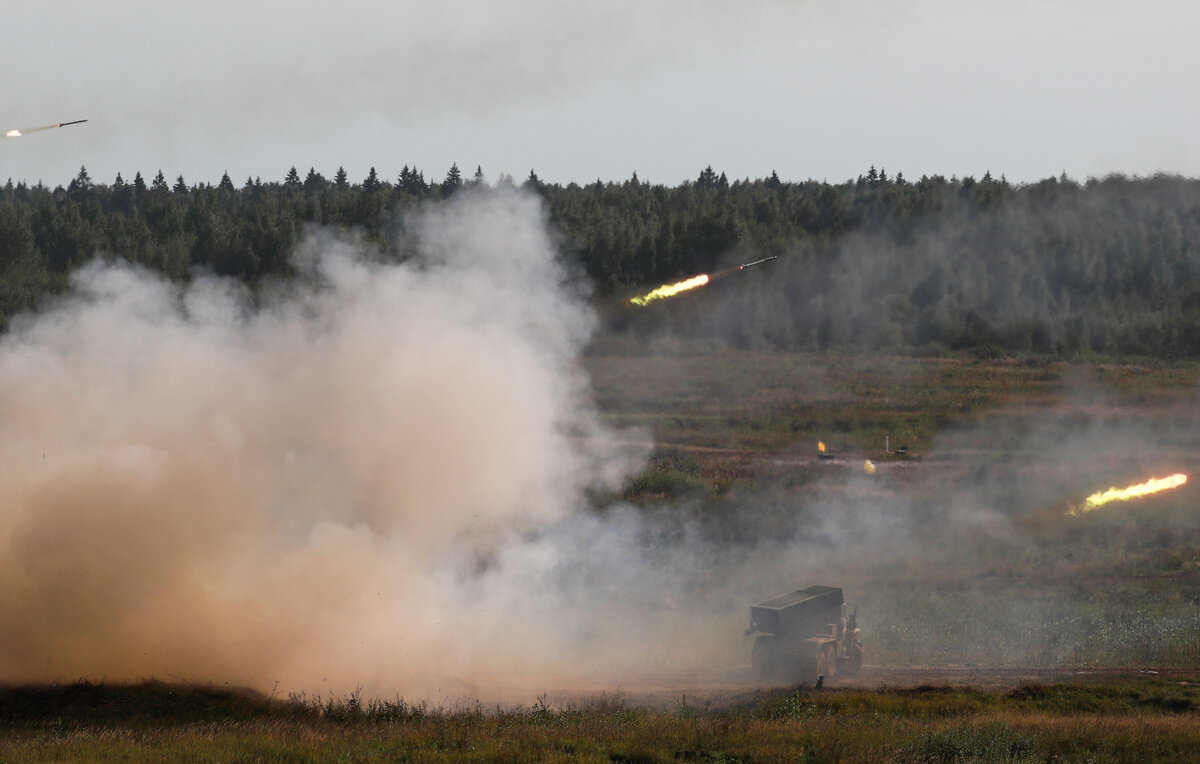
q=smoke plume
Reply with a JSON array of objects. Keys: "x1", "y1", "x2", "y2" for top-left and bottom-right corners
[{"x1": 0, "y1": 188, "x2": 655, "y2": 699}]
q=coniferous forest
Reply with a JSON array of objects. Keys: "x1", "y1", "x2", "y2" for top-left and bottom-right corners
[{"x1": 2, "y1": 163, "x2": 1199, "y2": 359}]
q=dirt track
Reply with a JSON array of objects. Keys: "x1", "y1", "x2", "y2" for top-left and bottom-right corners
[{"x1": 834, "y1": 665, "x2": 1197, "y2": 690}]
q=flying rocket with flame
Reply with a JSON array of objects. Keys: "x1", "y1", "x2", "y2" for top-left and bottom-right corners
[
  {"x1": 5, "y1": 119, "x2": 88, "y2": 139},
  {"x1": 630, "y1": 274, "x2": 709, "y2": 306},
  {"x1": 1067, "y1": 473, "x2": 1188, "y2": 516},
  {"x1": 629, "y1": 256, "x2": 778, "y2": 307}
]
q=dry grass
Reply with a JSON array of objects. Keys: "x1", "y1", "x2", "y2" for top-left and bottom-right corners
[{"x1": 5, "y1": 677, "x2": 1200, "y2": 762}]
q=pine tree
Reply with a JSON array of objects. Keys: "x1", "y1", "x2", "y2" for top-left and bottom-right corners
[
  {"x1": 68, "y1": 166, "x2": 93, "y2": 196},
  {"x1": 110, "y1": 172, "x2": 134, "y2": 214},
  {"x1": 303, "y1": 167, "x2": 325, "y2": 192},
  {"x1": 441, "y1": 163, "x2": 462, "y2": 194},
  {"x1": 362, "y1": 167, "x2": 380, "y2": 192},
  {"x1": 397, "y1": 166, "x2": 427, "y2": 195}
]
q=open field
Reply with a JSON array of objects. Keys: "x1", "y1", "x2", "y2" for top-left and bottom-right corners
[
  {"x1": 6, "y1": 352, "x2": 1200, "y2": 760},
  {"x1": 583, "y1": 351, "x2": 1199, "y2": 499},
  {"x1": 4, "y1": 673, "x2": 1200, "y2": 762}
]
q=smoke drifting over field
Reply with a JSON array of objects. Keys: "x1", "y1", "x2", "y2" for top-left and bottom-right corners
[
  {"x1": 3, "y1": 186, "x2": 1197, "y2": 703},
  {"x1": 0, "y1": 189, "x2": 686, "y2": 698}
]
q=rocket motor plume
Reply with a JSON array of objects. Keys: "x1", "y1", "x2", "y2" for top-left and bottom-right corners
[
  {"x1": 629, "y1": 274, "x2": 709, "y2": 306},
  {"x1": 4, "y1": 119, "x2": 87, "y2": 139},
  {"x1": 1067, "y1": 473, "x2": 1188, "y2": 516},
  {"x1": 627, "y1": 256, "x2": 775, "y2": 307}
]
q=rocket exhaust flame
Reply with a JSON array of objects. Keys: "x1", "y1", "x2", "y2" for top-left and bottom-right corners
[
  {"x1": 3, "y1": 119, "x2": 87, "y2": 139},
  {"x1": 1067, "y1": 473, "x2": 1188, "y2": 516},
  {"x1": 629, "y1": 274, "x2": 709, "y2": 306},
  {"x1": 627, "y1": 256, "x2": 776, "y2": 306}
]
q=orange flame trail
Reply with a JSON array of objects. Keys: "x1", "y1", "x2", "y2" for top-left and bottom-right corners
[
  {"x1": 1068, "y1": 473, "x2": 1188, "y2": 516},
  {"x1": 630, "y1": 274, "x2": 709, "y2": 306}
]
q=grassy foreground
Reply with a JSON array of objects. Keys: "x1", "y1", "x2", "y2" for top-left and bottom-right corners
[{"x1": 4, "y1": 676, "x2": 1200, "y2": 762}]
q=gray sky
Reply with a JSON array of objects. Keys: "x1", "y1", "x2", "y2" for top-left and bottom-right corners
[{"x1": 2, "y1": 0, "x2": 1196, "y2": 188}]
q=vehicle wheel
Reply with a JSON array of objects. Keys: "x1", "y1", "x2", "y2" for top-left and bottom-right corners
[
  {"x1": 751, "y1": 635, "x2": 778, "y2": 682},
  {"x1": 823, "y1": 645, "x2": 837, "y2": 678}
]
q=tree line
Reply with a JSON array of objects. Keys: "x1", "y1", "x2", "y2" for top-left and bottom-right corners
[{"x1": 1, "y1": 163, "x2": 1199, "y2": 358}]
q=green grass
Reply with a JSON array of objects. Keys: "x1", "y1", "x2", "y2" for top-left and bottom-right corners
[
  {"x1": 586, "y1": 352, "x2": 1199, "y2": 500},
  {"x1": 587, "y1": 351, "x2": 1200, "y2": 672}
]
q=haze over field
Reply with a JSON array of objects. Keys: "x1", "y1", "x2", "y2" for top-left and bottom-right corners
[
  {"x1": 1, "y1": 186, "x2": 1196, "y2": 703},
  {"x1": 3, "y1": 1, "x2": 1198, "y2": 187}
]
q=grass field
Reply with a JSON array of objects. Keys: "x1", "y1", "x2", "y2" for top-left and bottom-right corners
[
  {"x1": 4, "y1": 676, "x2": 1200, "y2": 762},
  {"x1": 583, "y1": 351, "x2": 1198, "y2": 499},
  {"x1": 5, "y1": 351, "x2": 1200, "y2": 761},
  {"x1": 586, "y1": 351, "x2": 1200, "y2": 671}
]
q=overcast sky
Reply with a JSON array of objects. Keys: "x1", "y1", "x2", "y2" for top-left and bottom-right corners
[{"x1": 2, "y1": 0, "x2": 1196, "y2": 189}]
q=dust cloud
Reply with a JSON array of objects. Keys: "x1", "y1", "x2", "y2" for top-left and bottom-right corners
[{"x1": 0, "y1": 188, "x2": 665, "y2": 699}]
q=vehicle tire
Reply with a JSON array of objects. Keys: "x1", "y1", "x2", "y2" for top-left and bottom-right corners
[
  {"x1": 751, "y1": 635, "x2": 778, "y2": 682},
  {"x1": 823, "y1": 645, "x2": 837, "y2": 678}
]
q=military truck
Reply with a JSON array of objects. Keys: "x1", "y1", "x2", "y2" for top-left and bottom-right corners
[{"x1": 746, "y1": 585, "x2": 863, "y2": 685}]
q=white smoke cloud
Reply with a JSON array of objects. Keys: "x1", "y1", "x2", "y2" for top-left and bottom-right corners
[{"x1": 0, "y1": 188, "x2": 650, "y2": 698}]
